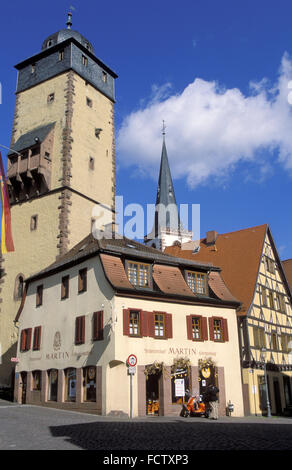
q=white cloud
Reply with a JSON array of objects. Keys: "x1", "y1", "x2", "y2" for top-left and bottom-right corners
[{"x1": 117, "y1": 53, "x2": 292, "y2": 188}]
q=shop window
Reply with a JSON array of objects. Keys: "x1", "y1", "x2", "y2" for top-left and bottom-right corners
[
  {"x1": 209, "y1": 317, "x2": 229, "y2": 342},
  {"x1": 186, "y1": 271, "x2": 207, "y2": 295},
  {"x1": 48, "y1": 369, "x2": 58, "y2": 401},
  {"x1": 92, "y1": 311, "x2": 103, "y2": 341},
  {"x1": 36, "y1": 284, "x2": 43, "y2": 307},
  {"x1": 127, "y1": 261, "x2": 151, "y2": 288},
  {"x1": 83, "y1": 366, "x2": 96, "y2": 402},
  {"x1": 32, "y1": 326, "x2": 42, "y2": 351},
  {"x1": 78, "y1": 268, "x2": 87, "y2": 293},
  {"x1": 20, "y1": 328, "x2": 32, "y2": 352},
  {"x1": 65, "y1": 368, "x2": 76, "y2": 402},
  {"x1": 75, "y1": 315, "x2": 85, "y2": 344},
  {"x1": 32, "y1": 370, "x2": 41, "y2": 391},
  {"x1": 61, "y1": 275, "x2": 69, "y2": 300},
  {"x1": 171, "y1": 363, "x2": 190, "y2": 405}
]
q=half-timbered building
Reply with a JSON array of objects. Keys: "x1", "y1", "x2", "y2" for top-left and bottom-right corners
[{"x1": 166, "y1": 225, "x2": 292, "y2": 416}]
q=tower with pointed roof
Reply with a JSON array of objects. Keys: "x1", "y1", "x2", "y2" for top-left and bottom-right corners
[
  {"x1": 0, "y1": 13, "x2": 117, "y2": 388},
  {"x1": 145, "y1": 126, "x2": 193, "y2": 251}
]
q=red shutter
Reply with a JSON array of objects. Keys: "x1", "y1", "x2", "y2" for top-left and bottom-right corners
[
  {"x1": 223, "y1": 318, "x2": 229, "y2": 342},
  {"x1": 140, "y1": 311, "x2": 148, "y2": 337},
  {"x1": 20, "y1": 330, "x2": 26, "y2": 352},
  {"x1": 26, "y1": 328, "x2": 32, "y2": 350},
  {"x1": 81, "y1": 316, "x2": 85, "y2": 343},
  {"x1": 33, "y1": 326, "x2": 41, "y2": 350},
  {"x1": 186, "y1": 315, "x2": 193, "y2": 340},
  {"x1": 165, "y1": 313, "x2": 173, "y2": 339},
  {"x1": 208, "y1": 317, "x2": 215, "y2": 341},
  {"x1": 123, "y1": 309, "x2": 130, "y2": 336},
  {"x1": 147, "y1": 312, "x2": 155, "y2": 338},
  {"x1": 201, "y1": 317, "x2": 208, "y2": 341},
  {"x1": 93, "y1": 311, "x2": 104, "y2": 340},
  {"x1": 75, "y1": 316, "x2": 85, "y2": 344}
]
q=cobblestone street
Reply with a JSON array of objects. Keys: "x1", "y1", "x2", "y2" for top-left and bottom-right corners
[{"x1": 0, "y1": 399, "x2": 292, "y2": 452}]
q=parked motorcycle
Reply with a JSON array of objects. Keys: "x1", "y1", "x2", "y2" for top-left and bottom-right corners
[{"x1": 180, "y1": 394, "x2": 210, "y2": 418}]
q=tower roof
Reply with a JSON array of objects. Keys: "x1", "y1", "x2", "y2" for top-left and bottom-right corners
[
  {"x1": 154, "y1": 136, "x2": 182, "y2": 232},
  {"x1": 41, "y1": 29, "x2": 95, "y2": 55}
]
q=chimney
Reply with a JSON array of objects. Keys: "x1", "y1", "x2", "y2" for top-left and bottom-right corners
[{"x1": 206, "y1": 230, "x2": 218, "y2": 245}]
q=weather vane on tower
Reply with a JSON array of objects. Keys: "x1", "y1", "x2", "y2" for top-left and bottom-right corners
[{"x1": 66, "y1": 5, "x2": 76, "y2": 29}]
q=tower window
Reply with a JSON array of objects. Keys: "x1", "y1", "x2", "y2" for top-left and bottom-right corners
[
  {"x1": 82, "y1": 55, "x2": 88, "y2": 67},
  {"x1": 47, "y1": 93, "x2": 55, "y2": 103},
  {"x1": 47, "y1": 39, "x2": 53, "y2": 48},
  {"x1": 86, "y1": 97, "x2": 93, "y2": 108},
  {"x1": 30, "y1": 215, "x2": 38, "y2": 231},
  {"x1": 36, "y1": 285, "x2": 43, "y2": 307},
  {"x1": 31, "y1": 64, "x2": 36, "y2": 74},
  {"x1": 89, "y1": 156, "x2": 95, "y2": 170},
  {"x1": 58, "y1": 50, "x2": 64, "y2": 61}
]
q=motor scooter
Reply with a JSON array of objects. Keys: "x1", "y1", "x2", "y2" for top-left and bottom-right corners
[{"x1": 180, "y1": 394, "x2": 210, "y2": 418}]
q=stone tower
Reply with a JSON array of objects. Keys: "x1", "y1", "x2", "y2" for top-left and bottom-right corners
[{"x1": 0, "y1": 15, "x2": 117, "y2": 388}]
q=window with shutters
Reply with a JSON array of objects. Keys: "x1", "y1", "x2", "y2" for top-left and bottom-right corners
[
  {"x1": 92, "y1": 311, "x2": 103, "y2": 341},
  {"x1": 78, "y1": 268, "x2": 87, "y2": 293},
  {"x1": 154, "y1": 313, "x2": 165, "y2": 338},
  {"x1": 209, "y1": 317, "x2": 229, "y2": 342},
  {"x1": 186, "y1": 315, "x2": 208, "y2": 341},
  {"x1": 20, "y1": 328, "x2": 32, "y2": 352},
  {"x1": 129, "y1": 310, "x2": 140, "y2": 336},
  {"x1": 75, "y1": 315, "x2": 85, "y2": 344},
  {"x1": 36, "y1": 284, "x2": 43, "y2": 307},
  {"x1": 123, "y1": 309, "x2": 172, "y2": 339},
  {"x1": 33, "y1": 326, "x2": 42, "y2": 351},
  {"x1": 186, "y1": 271, "x2": 207, "y2": 295}
]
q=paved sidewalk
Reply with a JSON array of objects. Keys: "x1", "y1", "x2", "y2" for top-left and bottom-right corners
[{"x1": 0, "y1": 399, "x2": 292, "y2": 451}]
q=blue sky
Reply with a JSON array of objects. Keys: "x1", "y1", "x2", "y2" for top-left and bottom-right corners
[{"x1": 1, "y1": 0, "x2": 292, "y2": 259}]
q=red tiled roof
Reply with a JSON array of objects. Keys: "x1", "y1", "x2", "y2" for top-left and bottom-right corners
[{"x1": 166, "y1": 224, "x2": 268, "y2": 315}]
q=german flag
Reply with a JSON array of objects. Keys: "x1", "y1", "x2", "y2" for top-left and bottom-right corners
[{"x1": 0, "y1": 151, "x2": 14, "y2": 253}]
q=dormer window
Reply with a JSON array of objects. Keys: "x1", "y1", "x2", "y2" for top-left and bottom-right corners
[
  {"x1": 127, "y1": 261, "x2": 151, "y2": 288},
  {"x1": 186, "y1": 271, "x2": 207, "y2": 295}
]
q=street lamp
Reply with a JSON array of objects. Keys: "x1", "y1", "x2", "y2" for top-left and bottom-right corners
[{"x1": 261, "y1": 347, "x2": 272, "y2": 418}]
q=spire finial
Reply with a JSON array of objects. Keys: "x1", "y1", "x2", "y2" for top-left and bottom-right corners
[
  {"x1": 66, "y1": 9, "x2": 73, "y2": 29},
  {"x1": 162, "y1": 120, "x2": 166, "y2": 137}
]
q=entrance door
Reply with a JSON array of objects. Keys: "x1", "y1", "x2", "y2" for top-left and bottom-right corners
[
  {"x1": 199, "y1": 365, "x2": 218, "y2": 398},
  {"x1": 48, "y1": 369, "x2": 58, "y2": 401},
  {"x1": 273, "y1": 379, "x2": 282, "y2": 415},
  {"x1": 146, "y1": 373, "x2": 160, "y2": 415},
  {"x1": 21, "y1": 372, "x2": 27, "y2": 404}
]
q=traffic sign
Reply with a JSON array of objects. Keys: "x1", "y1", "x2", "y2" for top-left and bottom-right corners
[
  {"x1": 128, "y1": 366, "x2": 136, "y2": 375},
  {"x1": 127, "y1": 354, "x2": 137, "y2": 367}
]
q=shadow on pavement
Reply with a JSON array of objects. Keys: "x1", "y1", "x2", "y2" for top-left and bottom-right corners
[{"x1": 49, "y1": 420, "x2": 292, "y2": 451}]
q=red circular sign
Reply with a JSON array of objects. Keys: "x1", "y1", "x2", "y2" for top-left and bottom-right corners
[{"x1": 127, "y1": 354, "x2": 137, "y2": 367}]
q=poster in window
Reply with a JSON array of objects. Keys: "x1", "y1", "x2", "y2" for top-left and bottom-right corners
[{"x1": 175, "y1": 378, "x2": 185, "y2": 397}]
